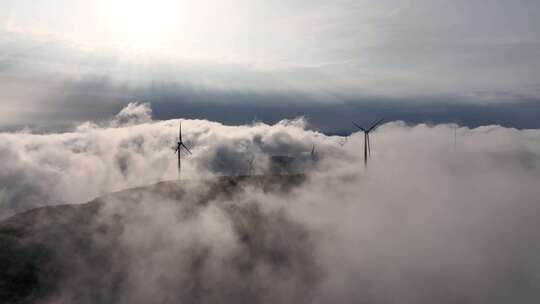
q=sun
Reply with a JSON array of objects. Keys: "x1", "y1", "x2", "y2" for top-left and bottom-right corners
[{"x1": 101, "y1": 0, "x2": 182, "y2": 51}]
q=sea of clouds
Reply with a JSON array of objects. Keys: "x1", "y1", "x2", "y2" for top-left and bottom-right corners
[
  {"x1": 2, "y1": 102, "x2": 540, "y2": 303},
  {"x1": 0, "y1": 102, "x2": 344, "y2": 217}
]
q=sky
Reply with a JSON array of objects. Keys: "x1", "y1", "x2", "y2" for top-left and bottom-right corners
[{"x1": 1, "y1": 0, "x2": 540, "y2": 132}]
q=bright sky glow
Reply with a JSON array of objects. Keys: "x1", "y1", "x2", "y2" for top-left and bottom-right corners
[{"x1": 101, "y1": 0, "x2": 183, "y2": 51}]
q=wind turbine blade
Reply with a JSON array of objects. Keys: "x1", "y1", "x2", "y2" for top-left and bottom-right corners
[
  {"x1": 179, "y1": 121, "x2": 182, "y2": 142},
  {"x1": 352, "y1": 122, "x2": 366, "y2": 131},
  {"x1": 368, "y1": 118, "x2": 384, "y2": 132},
  {"x1": 181, "y1": 143, "x2": 192, "y2": 154}
]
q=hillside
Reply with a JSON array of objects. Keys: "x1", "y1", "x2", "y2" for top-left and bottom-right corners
[{"x1": 0, "y1": 174, "x2": 317, "y2": 304}]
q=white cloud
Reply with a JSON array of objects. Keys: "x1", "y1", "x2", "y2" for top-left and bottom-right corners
[
  {"x1": 2, "y1": 103, "x2": 540, "y2": 303},
  {"x1": 111, "y1": 101, "x2": 152, "y2": 127},
  {"x1": 2, "y1": 103, "x2": 540, "y2": 218},
  {"x1": 0, "y1": 103, "x2": 336, "y2": 217}
]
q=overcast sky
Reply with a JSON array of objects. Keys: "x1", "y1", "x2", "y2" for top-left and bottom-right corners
[{"x1": 1, "y1": 0, "x2": 540, "y2": 132}]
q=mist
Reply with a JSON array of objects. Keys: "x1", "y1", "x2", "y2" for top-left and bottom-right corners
[{"x1": 1, "y1": 102, "x2": 540, "y2": 303}]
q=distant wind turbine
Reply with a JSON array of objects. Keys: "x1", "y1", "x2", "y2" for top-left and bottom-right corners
[
  {"x1": 352, "y1": 118, "x2": 384, "y2": 167},
  {"x1": 173, "y1": 120, "x2": 192, "y2": 180},
  {"x1": 311, "y1": 144, "x2": 318, "y2": 162},
  {"x1": 247, "y1": 155, "x2": 255, "y2": 176},
  {"x1": 453, "y1": 123, "x2": 458, "y2": 150}
]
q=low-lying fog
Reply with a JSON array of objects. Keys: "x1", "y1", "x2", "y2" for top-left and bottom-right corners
[{"x1": 1, "y1": 102, "x2": 540, "y2": 303}]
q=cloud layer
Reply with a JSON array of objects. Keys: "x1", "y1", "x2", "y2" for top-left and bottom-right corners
[
  {"x1": 0, "y1": 102, "x2": 335, "y2": 217},
  {"x1": 1, "y1": 102, "x2": 540, "y2": 303}
]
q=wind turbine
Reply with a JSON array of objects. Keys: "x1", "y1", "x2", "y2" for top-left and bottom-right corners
[
  {"x1": 453, "y1": 123, "x2": 458, "y2": 151},
  {"x1": 352, "y1": 118, "x2": 384, "y2": 167},
  {"x1": 174, "y1": 120, "x2": 192, "y2": 180},
  {"x1": 311, "y1": 144, "x2": 318, "y2": 162},
  {"x1": 247, "y1": 155, "x2": 255, "y2": 176}
]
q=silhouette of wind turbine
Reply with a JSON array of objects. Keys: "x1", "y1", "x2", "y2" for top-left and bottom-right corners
[
  {"x1": 453, "y1": 123, "x2": 457, "y2": 151},
  {"x1": 352, "y1": 118, "x2": 384, "y2": 167},
  {"x1": 247, "y1": 155, "x2": 255, "y2": 176},
  {"x1": 174, "y1": 121, "x2": 192, "y2": 180},
  {"x1": 310, "y1": 144, "x2": 319, "y2": 163}
]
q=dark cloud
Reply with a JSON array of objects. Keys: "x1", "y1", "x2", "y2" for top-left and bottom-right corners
[{"x1": 4, "y1": 74, "x2": 540, "y2": 134}]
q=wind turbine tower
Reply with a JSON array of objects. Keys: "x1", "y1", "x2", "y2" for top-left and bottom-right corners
[
  {"x1": 311, "y1": 144, "x2": 319, "y2": 163},
  {"x1": 248, "y1": 155, "x2": 255, "y2": 176},
  {"x1": 174, "y1": 120, "x2": 192, "y2": 180},
  {"x1": 352, "y1": 118, "x2": 384, "y2": 167},
  {"x1": 454, "y1": 124, "x2": 457, "y2": 150}
]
